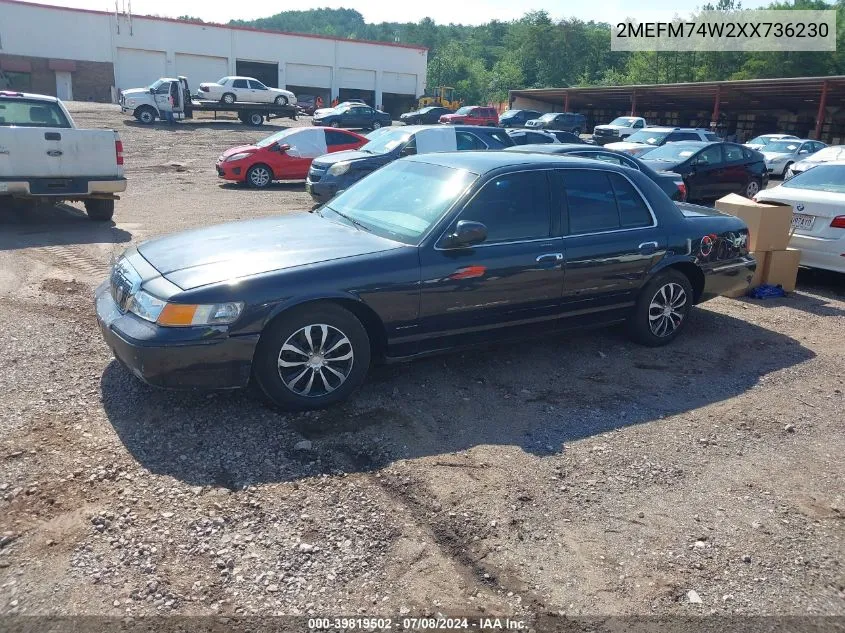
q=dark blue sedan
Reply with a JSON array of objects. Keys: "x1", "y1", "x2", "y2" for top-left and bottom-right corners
[{"x1": 96, "y1": 153, "x2": 756, "y2": 410}]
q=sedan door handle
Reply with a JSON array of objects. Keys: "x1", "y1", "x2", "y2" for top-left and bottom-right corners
[
  {"x1": 639, "y1": 241, "x2": 659, "y2": 254},
  {"x1": 536, "y1": 253, "x2": 564, "y2": 263}
]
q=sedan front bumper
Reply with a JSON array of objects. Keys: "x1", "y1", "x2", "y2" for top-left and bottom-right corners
[{"x1": 95, "y1": 282, "x2": 258, "y2": 389}]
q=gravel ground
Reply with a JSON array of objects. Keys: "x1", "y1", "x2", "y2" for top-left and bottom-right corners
[{"x1": 0, "y1": 102, "x2": 843, "y2": 624}]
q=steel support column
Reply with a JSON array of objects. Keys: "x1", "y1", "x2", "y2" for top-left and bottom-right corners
[{"x1": 815, "y1": 80, "x2": 829, "y2": 139}]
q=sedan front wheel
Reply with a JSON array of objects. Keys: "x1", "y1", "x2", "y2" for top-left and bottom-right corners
[
  {"x1": 253, "y1": 303, "x2": 371, "y2": 410},
  {"x1": 247, "y1": 164, "x2": 273, "y2": 188}
]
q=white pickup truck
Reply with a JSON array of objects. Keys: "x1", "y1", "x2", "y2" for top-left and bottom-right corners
[
  {"x1": 0, "y1": 91, "x2": 126, "y2": 221},
  {"x1": 592, "y1": 116, "x2": 648, "y2": 145}
]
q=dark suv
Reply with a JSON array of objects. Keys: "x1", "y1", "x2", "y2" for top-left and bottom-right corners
[
  {"x1": 499, "y1": 109, "x2": 541, "y2": 128},
  {"x1": 525, "y1": 112, "x2": 587, "y2": 134}
]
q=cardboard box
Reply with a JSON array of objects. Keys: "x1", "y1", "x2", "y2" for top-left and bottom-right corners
[
  {"x1": 725, "y1": 250, "x2": 768, "y2": 298},
  {"x1": 715, "y1": 194, "x2": 793, "y2": 251},
  {"x1": 764, "y1": 248, "x2": 801, "y2": 292}
]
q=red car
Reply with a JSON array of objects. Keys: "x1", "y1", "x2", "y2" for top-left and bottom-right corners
[
  {"x1": 439, "y1": 106, "x2": 499, "y2": 126},
  {"x1": 216, "y1": 127, "x2": 367, "y2": 188}
]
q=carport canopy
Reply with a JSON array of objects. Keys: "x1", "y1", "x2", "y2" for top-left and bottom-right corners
[{"x1": 510, "y1": 75, "x2": 845, "y2": 136}]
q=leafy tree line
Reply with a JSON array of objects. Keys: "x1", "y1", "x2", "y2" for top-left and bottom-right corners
[{"x1": 228, "y1": 0, "x2": 844, "y2": 104}]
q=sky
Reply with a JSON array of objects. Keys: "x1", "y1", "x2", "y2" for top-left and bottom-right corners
[{"x1": 41, "y1": 0, "x2": 772, "y2": 27}]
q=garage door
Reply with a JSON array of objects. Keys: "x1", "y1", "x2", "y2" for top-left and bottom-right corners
[
  {"x1": 175, "y1": 53, "x2": 228, "y2": 85},
  {"x1": 383, "y1": 72, "x2": 416, "y2": 95},
  {"x1": 116, "y1": 48, "x2": 166, "y2": 91},
  {"x1": 339, "y1": 68, "x2": 375, "y2": 91},
  {"x1": 286, "y1": 64, "x2": 332, "y2": 88}
]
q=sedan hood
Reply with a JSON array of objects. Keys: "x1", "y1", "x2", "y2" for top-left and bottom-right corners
[
  {"x1": 762, "y1": 151, "x2": 791, "y2": 161},
  {"x1": 137, "y1": 213, "x2": 400, "y2": 290},
  {"x1": 311, "y1": 149, "x2": 381, "y2": 168},
  {"x1": 220, "y1": 145, "x2": 258, "y2": 159},
  {"x1": 605, "y1": 141, "x2": 650, "y2": 151}
]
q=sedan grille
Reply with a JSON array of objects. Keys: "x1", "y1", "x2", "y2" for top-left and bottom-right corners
[{"x1": 308, "y1": 164, "x2": 327, "y2": 183}]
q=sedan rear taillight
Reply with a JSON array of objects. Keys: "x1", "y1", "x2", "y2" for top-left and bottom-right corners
[
  {"x1": 831, "y1": 215, "x2": 845, "y2": 228},
  {"x1": 675, "y1": 181, "x2": 687, "y2": 201},
  {"x1": 115, "y1": 140, "x2": 124, "y2": 165}
]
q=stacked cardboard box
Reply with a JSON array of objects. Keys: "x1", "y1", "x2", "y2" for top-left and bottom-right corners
[{"x1": 714, "y1": 194, "x2": 800, "y2": 296}]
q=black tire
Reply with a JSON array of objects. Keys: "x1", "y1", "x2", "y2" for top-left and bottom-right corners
[
  {"x1": 246, "y1": 112, "x2": 264, "y2": 127},
  {"x1": 371, "y1": 120, "x2": 382, "y2": 130},
  {"x1": 84, "y1": 199, "x2": 115, "y2": 222},
  {"x1": 627, "y1": 269, "x2": 694, "y2": 346},
  {"x1": 253, "y1": 303, "x2": 371, "y2": 411},
  {"x1": 274, "y1": 95, "x2": 288, "y2": 106},
  {"x1": 572, "y1": 128, "x2": 582, "y2": 135},
  {"x1": 221, "y1": 92, "x2": 236, "y2": 105},
  {"x1": 246, "y1": 164, "x2": 273, "y2": 189},
  {"x1": 331, "y1": 121, "x2": 340, "y2": 128},
  {"x1": 743, "y1": 178, "x2": 762, "y2": 198},
  {"x1": 136, "y1": 106, "x2": 156, "y2": 125},
  {"x1": 782, "y1": 162, "x2": 793, "y2": 178}
]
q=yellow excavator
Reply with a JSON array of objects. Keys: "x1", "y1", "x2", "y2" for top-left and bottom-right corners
[{"x1": 418, "y1": 86, "x2": 462, "y2": 110}]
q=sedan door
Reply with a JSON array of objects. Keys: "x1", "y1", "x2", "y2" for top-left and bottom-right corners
[
  {"x1": 231, "y1": 78, "x2": 250, "y2": 101},
  {"x1": 721, "y1": 143, "x2": 753, "y2": 194},
  {"x1": 248, "y1": 80, "x2": 271, "y2": 103},
  {"x1": 417, "y1": 170, "x2": 565, "y2": 346},
  {"x1": 685, "y1": 144, "x2": 727, "y2": 200},
  {"x1": 556, "y1": 168, "x2": 665, "y2": 322}
]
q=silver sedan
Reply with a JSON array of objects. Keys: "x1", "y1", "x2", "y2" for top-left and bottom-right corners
[{"x1": 762, "y1": 139, "x2": 826, "y2": 177}]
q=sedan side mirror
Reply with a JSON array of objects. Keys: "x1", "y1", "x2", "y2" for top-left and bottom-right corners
[
  {"x1": 444, "y1": 220, "x2": 487, "y2": 248},
  {"x1": 276, "y1": 143, "x2": 291, "y2": 153},
  {"x1": 798, "y1": 149, "x2": 809, "y2": 154}
]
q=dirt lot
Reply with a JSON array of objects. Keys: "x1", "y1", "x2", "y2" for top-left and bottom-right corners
[{"x1": 0, "y1": 102, "x2": 844, "y2": 625}]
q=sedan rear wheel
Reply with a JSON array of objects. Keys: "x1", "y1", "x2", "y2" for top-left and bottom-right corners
[
  {"x1": 372, "y1": 121, "x2": 382, "y2": 129},
  {"x1": 222, "y1": 93, "x2": 236, "y2": 105},
  {"x1": 744, "y1": 178, "x2": 761, "y2": 198},
  {"x1": 254, "y1": 303, "x2": 371, "y2": 410},
  {"x1": 331, "y1": 121, "x2": 340, "y2": 128},
  {"x1": 247, "y1": 164, "x2": 272, "y2": 188},
  {"x1": 627, "y1": 269, "x2": 694, "y2": 346}
]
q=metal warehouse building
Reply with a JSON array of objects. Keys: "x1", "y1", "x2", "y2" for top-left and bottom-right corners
[
  {"x1": 510, "y1": 76, "x2": 845, "y2": 144},
  {"x1": 0, "y1": 0, "x2": 428, "y2": 115}
]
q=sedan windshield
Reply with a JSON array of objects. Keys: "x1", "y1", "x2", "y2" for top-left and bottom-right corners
[
  {"x1": 255, "y1": 128, "x2": 299, "y2": 148},
  {"x1": 749, "y1": 135, "x2": 794, "y2": 145},
  {"x1": 360, "y1": 129, "x2": 412, "y2": 154},
  {"x1": 765, "y1": 141, "x2": 800, "y2": 153},
  {"x1": 805, "y1": 146, "x2": 845, "y2": 162},
  {"x1": 321, "y1": 161, "x2": 477, "y2": 245},
  {"x1": 610, "y1": 117, "x2": 637, "y2": 126},
  {"x1": 625, "y1": 130, "x2": 670, "y2": 145},
  {"x1": 640, "y1": 142, "x2": 702, "y2": 162},
  {"x1": 782, "y1": 164, "x2": 845, "y2": 193}
]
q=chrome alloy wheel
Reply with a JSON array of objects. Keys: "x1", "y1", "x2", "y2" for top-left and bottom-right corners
[
  {"x1": 277, "y1": 324, "x2": 354, "y2": 397},
  {"x1": 648, "y1": 283, "x2": 687, "y2": 337}
]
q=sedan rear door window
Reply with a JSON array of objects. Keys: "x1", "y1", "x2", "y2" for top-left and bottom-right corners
[
  {"x1": 458, "y1": 171, "x2": 551, "y2": 243},
  {"x1": 560, "y1": 169, "x2": 619, "y2": 234},
  {"x1": 609, "y1": 173, "x2": 653, "y2": 228},
  {"x1": 724, "y1": 144, "x2": 744, "y2": 162},
  {"x1": 232, "y1": 79, "x2": 248, "y2": 89}
]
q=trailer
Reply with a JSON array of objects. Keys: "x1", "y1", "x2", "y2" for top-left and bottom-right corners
[{"x1": 119, "y1": 76, "x2": 298, "y2": 127}]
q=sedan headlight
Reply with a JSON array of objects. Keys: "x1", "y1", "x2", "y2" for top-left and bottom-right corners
[
  {"x1": 127, "y1": 290, "x2": 244, "y2": 327},
  {"x1": 127, "y1": 99, "x2": 135, "y2": 106},
  {"x1": 225, "y1": 152, "x2": 253, "y2": 162},
  {"x1": 328, "y1": 161, "x2": 352, "y2": 176}
]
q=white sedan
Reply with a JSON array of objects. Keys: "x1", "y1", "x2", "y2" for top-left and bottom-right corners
[
  {"x1": 198, "y1": 76, "x2": 297, "y2": 106},
  {"x1": 744, "y1": 133, "x2": 799, "y2": 151},
  {"x1": 755, "y1": 162, "x2": 845, "y2": 274}
]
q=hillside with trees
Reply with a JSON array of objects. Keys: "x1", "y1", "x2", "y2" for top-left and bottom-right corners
[{"x1": 229, "y1": 0, "x2": 845, "y2": 104}]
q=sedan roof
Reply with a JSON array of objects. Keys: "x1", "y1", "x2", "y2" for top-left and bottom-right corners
[
  {"x1": 408, "y1": 150, "x2": 626, "y2": 174},
  {"x1": 505, "y1": 143, "x2": 591, "y2": 153}
]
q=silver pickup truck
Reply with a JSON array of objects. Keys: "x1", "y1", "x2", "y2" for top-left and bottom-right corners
[{"x1": 0, "y1": 91, "x2": 126, "y2": 221}]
